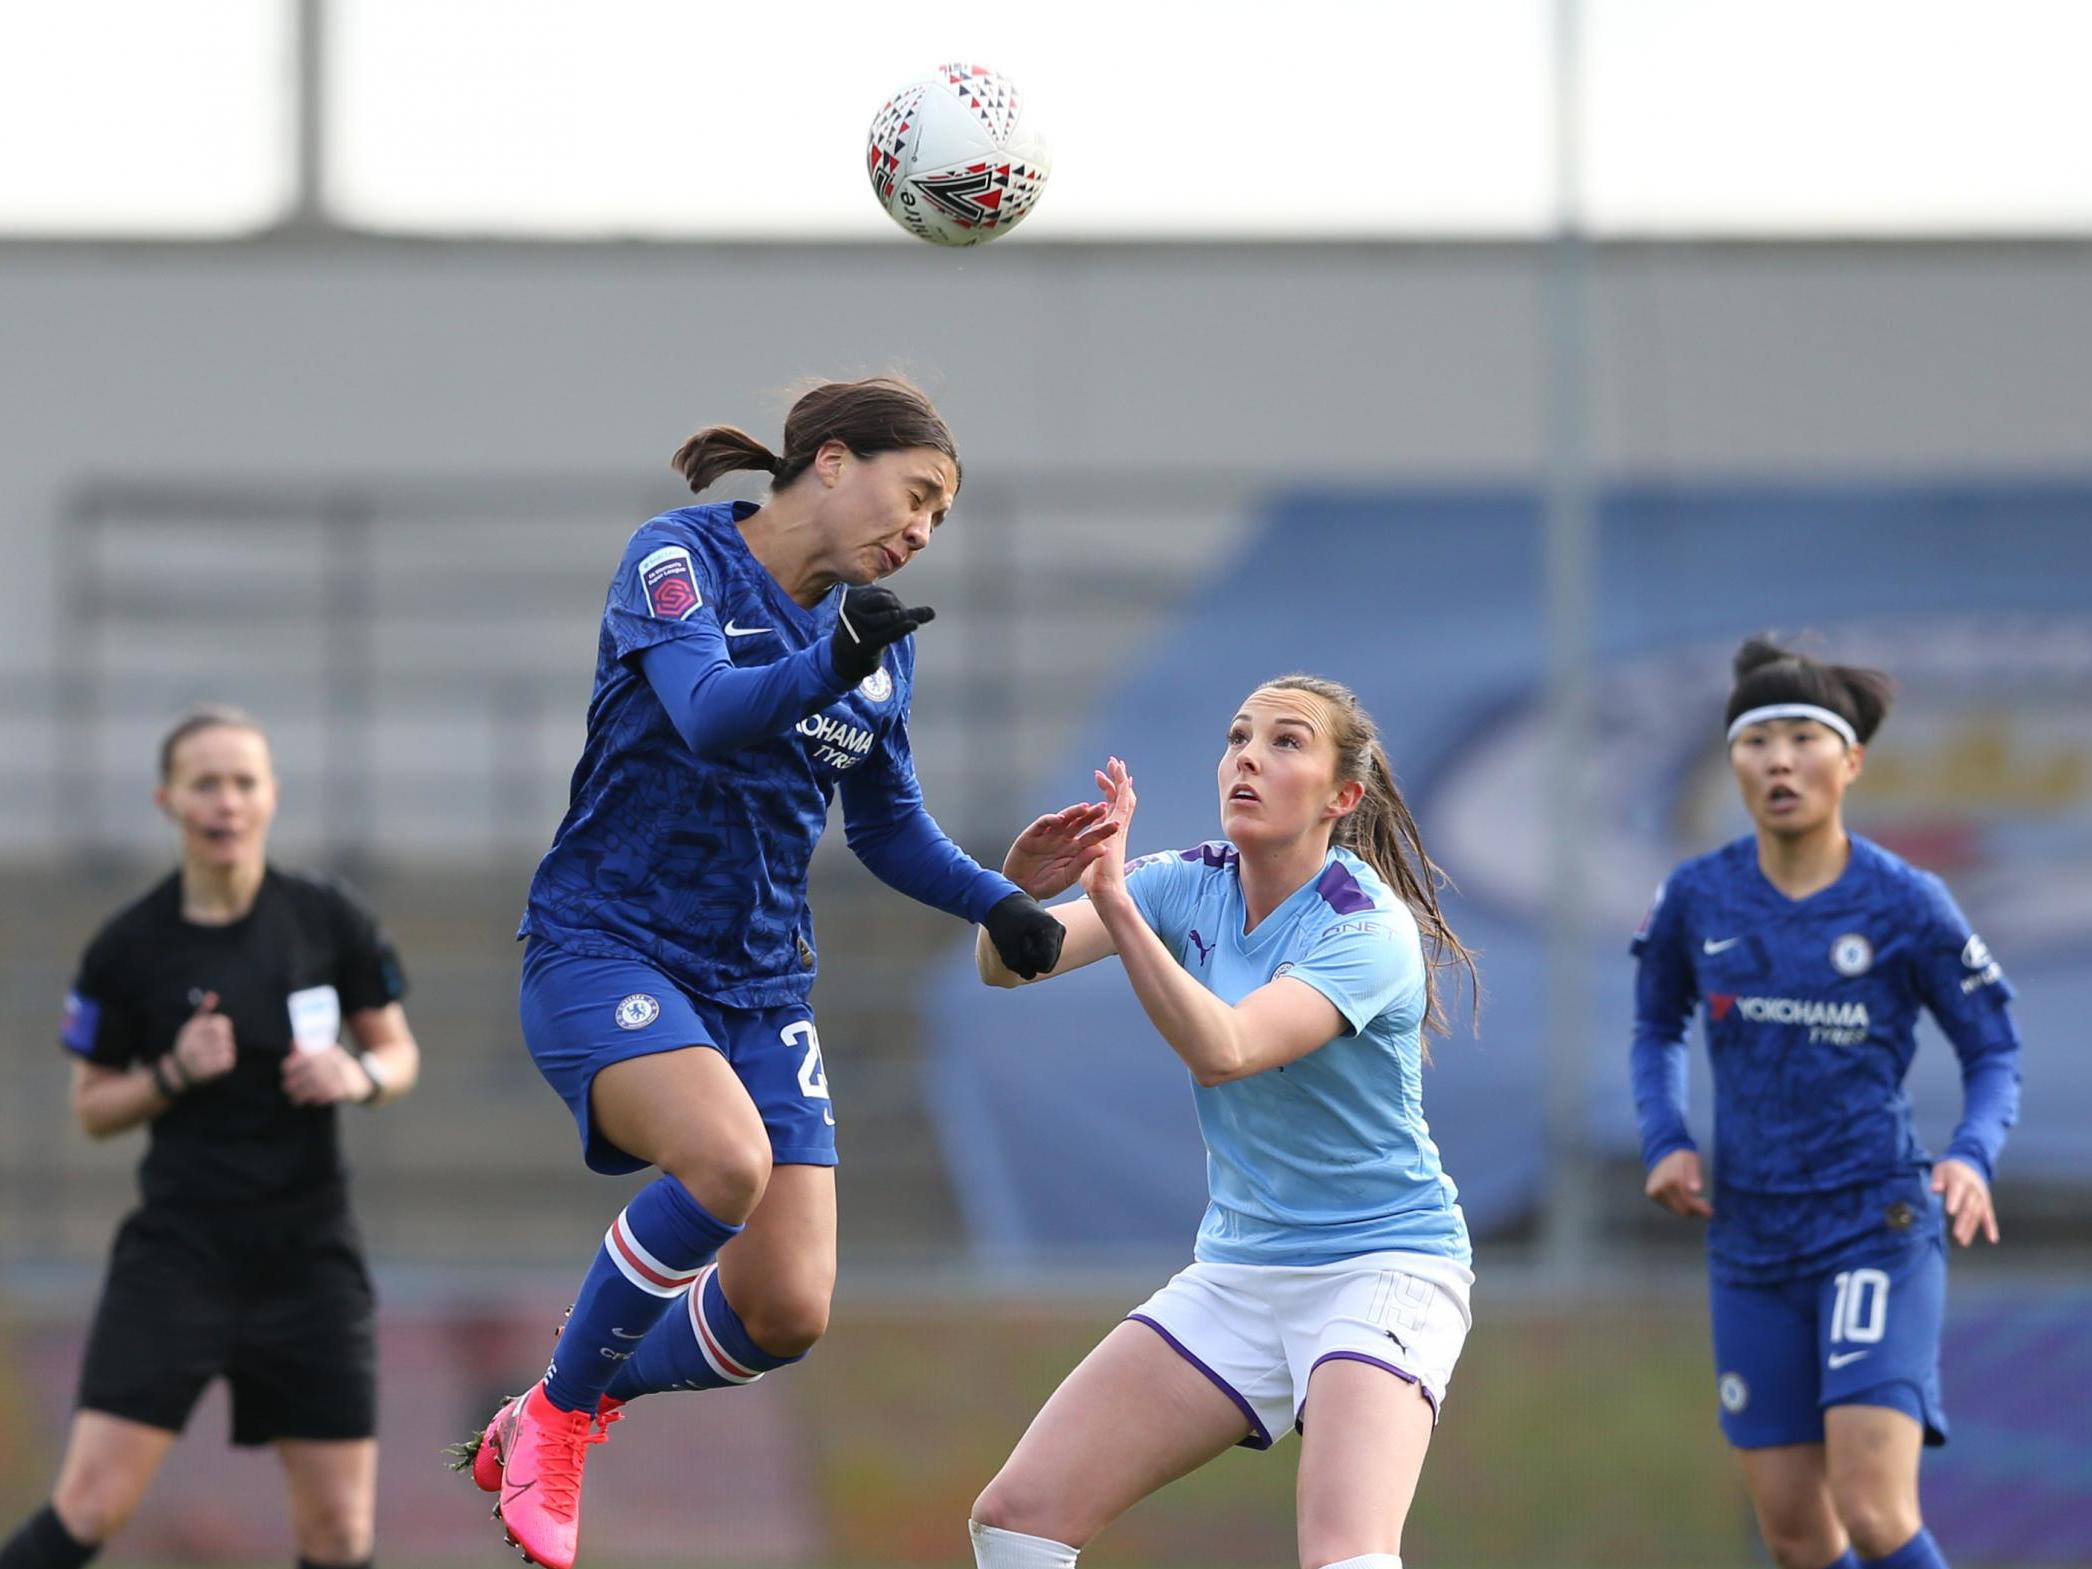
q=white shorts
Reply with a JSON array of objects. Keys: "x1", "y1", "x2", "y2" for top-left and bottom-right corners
[{"x1": 1127, "y1": 1250, "x2": 1474, "y2": 1451}]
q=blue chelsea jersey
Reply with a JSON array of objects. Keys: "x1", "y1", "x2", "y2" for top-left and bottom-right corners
[
  {"x1": 1124, "y1": 841, "x2": 1471, "y2": 1268},
  {"x1": 521, "y1": 502, "x2": 917, "y2": 1007},
  {"x1": 1631, "y1": 834, "x2": 2022, "y2": 1282}
]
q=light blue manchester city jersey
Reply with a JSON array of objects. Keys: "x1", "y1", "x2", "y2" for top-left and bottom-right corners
[{"x1": 1124, "y1": 841, "x2": 1470, "y2": 1268}]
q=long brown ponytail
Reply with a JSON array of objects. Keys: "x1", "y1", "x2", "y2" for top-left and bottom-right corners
[
  {"x1": 671, "y1": 375, "x2": 962, "y2": 497},
  {"x1": 1259, "y1": 674, "x2": 1479, "y2": 1044}
]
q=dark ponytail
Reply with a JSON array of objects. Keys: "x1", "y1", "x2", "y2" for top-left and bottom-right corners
[
  {"x1": 672, "y1": 425, "x2": 783, "y2": 493},
  {"x1": 1725, "y1": 635, "x2": 1896, "y2": 744},
  {"x1": 670, "y1": 375, "x2": 961, "y2": 497}
]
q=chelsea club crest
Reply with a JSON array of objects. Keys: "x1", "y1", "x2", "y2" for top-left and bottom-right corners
[
  {"x1": 615, "y1": 993, "x2": 661, "y2": 1031},
  {"x1": 858, "y1": 667, "x2": 893, "y2": 703},
  {"x1": 1829, "y1": 933, "x2": 1874, "y2": 977}
]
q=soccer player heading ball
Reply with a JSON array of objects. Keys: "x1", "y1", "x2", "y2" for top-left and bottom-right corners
[
  {"x1": 968, "y1": 676, "x2": 1479, "y2": 1569},
  {"x1": 463, "y1": 376, "x2": 1063, "y2": 1569},
  {"x1": 1632, "y1": 638, "x2": 2023, "y2": 1569}
]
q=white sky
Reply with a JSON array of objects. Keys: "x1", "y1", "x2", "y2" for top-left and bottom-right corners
[{"x1": 0, "y1": 0, "x2": 2088, "y2": 238}]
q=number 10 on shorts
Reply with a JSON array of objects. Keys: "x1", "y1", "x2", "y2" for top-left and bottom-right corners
[
  {"x1": 1830, "y1": 1267, "x2": 1889, "y2": 1345},
  {"x1": 783, "y1": 1021, "x2": 833, "y2": 1124}
]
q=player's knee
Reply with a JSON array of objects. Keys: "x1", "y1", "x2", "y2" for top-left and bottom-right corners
[
  {"x1": 969, "y1": 1481, "x2": 1026, "y2": 1537},
  {"x1": 660, "y1": 1139, "x2": 771, "y2": 1224},
  {"x1": 737, "y1": 1285, "x2": 830, "y2": 1357},
  {"x1": 1833, "y1": 1492, "x2": 1920, "y2": 1561},
  {"x1": 970, "y1": 1475, "x2": 1087, "y2": 1547},
  {"x1": 51, "y1": 1467, "x2": 143, "y2": 1545},
  {"x1": 1757, "y1": 1522, "x2": 1842, "y2": 1569},
  {"x1": 293, "y1": 1503, "x2": 374, "y2": 1568}
]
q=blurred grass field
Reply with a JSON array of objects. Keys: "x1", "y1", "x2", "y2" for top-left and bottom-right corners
[
  {"x1": 4, "y1": 1288, "x2": 1752, "y2": 1568},
  {"x1": 791, "y1": 1292, "x2": 1750, "y2": 1568}
]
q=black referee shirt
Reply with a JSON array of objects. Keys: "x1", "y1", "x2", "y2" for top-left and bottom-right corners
[{"x1": 59, "y1": 867, "x2": 408, "y2": 1212}]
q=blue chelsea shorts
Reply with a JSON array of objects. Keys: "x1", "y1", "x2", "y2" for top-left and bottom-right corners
[
  {"x1": 1709, "y1": 1233, "x2": 1948, "y2": 1450},
  {"x1": 519, "y1": 938, "x2": 837, "y2": 1175}
]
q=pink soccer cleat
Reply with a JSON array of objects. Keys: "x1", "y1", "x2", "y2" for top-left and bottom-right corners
[
  {"x1": 465, "y1": 1393, "x2": 623, "y2": 1495},
  {"x1": 476, "y1": 1383, "x2": 621, "y2": 1569}
]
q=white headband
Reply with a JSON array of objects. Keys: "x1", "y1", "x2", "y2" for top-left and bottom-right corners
[{"x1": 1726, "y1": 703, "x2": 1857, "y2": 747}]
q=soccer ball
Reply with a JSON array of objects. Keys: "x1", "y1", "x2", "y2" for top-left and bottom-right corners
[{"x1": 866, "y1": 64, "x2": 1051, "y2": 246}]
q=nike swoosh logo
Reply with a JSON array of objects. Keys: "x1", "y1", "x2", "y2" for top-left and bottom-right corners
[
  {"x1": 1703, "y1": 937, "x2": 1742, "y2": 954},
  {"x1": 610, "y1": 1326, "x2": 645, "y2": 1340},
  {"x1": 723, "y1": 621, "x2": 772, "y2": 638},
  {"x1": 1827, "y1": 1350, "x2": 1869, "y2": 1369},
  {"x1": 503, "y1": 1477, "x2": 538, "y2": 1504}
]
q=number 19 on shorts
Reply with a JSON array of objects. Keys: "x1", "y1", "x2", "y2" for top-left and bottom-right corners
[{"x1": 783, "y1": 1021, "x2": 834, "y2": 1126}]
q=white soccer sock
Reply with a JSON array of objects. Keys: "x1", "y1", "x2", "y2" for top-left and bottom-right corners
[
  {"x1": 968, "y1": 1521, "x2": 1080, "y2": 1568},
  {"x1": 1314, "y1": 1557, "x2": 1401, "y2": 1569}
]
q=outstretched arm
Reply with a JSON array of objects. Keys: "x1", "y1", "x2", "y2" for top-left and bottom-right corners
[
  {"x1": 975, "y1": 802, "x2": 1122, "y2": 988},
  {"x1": 1081, "y1": 759, "x2": 1346, "y2": 1086},
  {"x1": 840, "y1": 764, "x2": 1018, "y2": 923},
  {"x1": 840, "y1": 705, "x2": 1073, "y2": 978}
]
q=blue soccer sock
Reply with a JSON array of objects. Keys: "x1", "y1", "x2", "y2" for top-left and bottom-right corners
[
  {"x1": 604, "y1": 1261, "x2": 807, "y2": 1400},
  {"x1": 542, "y1": 1176, "x2": 740, "y2": 1413},
  {"x1": 1861, "y1": 1529, "x2": 1948, "y2": 1569}
]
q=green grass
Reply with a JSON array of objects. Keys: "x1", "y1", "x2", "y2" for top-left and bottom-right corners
[
  {"x1": 5, "y1": 1294, "x2": 1768, "y2": 1569},
  {"x1": 786, "y1": 1295, "x2": 1757, "y2": 1569}
]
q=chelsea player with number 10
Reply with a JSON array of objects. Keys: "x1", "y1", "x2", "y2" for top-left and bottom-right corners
[
  {"x1": 461, "y1": 377, "x2": 1065, "y2": 1569},
  {"x1": 1631, "y1": 638, "x2": 2023, "y2": 1569}
]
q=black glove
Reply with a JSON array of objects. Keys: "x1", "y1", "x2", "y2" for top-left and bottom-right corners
[
  {"x1": 831, "y1": 585, "x2": 934, "y2": 684},
  {"x1": 983, "y1": 891, "x2": 1065, "y2": 980}
]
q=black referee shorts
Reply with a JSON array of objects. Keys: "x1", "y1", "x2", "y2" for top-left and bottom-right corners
[{"x1": 77, "y1": 1200, "x2": 377, "y2": 1446}]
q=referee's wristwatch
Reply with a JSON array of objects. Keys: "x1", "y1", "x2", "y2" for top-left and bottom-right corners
[
  {"x1": 352, "y1": 1049, "x2": 389, "y2": 1106},
  {"x1": 151, "y1": 1053, "x2": 188, "y2": 1099}
]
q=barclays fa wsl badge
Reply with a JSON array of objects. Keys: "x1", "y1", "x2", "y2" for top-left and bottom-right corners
[
  {"x1": 615, "y1": 993, "x2": 661, "y2": 1031},
  {"x1": 1830, "y1": 933, "x2": 1874, "y2": 977}
]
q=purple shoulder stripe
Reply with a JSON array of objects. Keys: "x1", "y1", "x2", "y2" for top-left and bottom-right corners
[
  {"x1": 1179, "y1": 841, "x2": 1239, "y2": 870},
  {"x1": 1314, "y1": 859, "x2": 1375, "y2": 915}
]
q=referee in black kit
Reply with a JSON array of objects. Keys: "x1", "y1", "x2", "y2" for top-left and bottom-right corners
[{"x1": 2, "y1": 706, "x2": 420, "y2": 1569}]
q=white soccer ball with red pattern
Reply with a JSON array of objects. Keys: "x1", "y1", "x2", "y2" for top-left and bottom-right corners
[{"x1": 866, "y1": 64, "x2": 1051, "y2": 246}]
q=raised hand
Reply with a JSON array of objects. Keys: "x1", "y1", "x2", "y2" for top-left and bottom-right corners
[
  {"x1": 1001, "y1": 801, "x2": 1119, "y2": 900},
  {"x1": 831, "y1": 585, "x2": 934, "y2": 683},
  {"x1": 1644, "y1": 1147, "x2": 1714, "y2": 1220},
  {"x1": 1079, "y1": 757, "x2": 1137, "y2": 901},
  {"x1": 170, "y1": 992, "x2": 237, "y2": 1086},
  {"x1": 1931, "y1": 1157, "x2": 2000, "y2": 1246}
]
